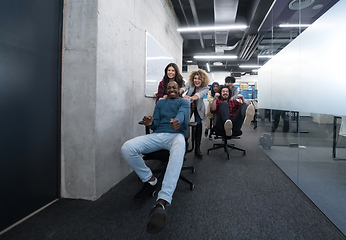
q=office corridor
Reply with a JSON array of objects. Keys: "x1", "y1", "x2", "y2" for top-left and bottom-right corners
[{"x1": 2, "y1": 126, "x2": 345, "y2": 240}]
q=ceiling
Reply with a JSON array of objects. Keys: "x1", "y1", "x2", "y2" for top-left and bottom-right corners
[{"x1": 171, "y1": 0, "x2": 339, "y2": 74}]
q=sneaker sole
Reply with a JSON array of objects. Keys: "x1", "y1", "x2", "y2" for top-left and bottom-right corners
[
  {"x1": 146, "y1": 210, "x2": 166, "y2": 234},
  {"x1": 244, "y1": 105, "x2": 255, "y2": 126},
  {"x1": 224, "y1": 120, "x2": 233, "y2": 136}
]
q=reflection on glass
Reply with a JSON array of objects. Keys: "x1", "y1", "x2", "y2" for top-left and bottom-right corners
[{"x1": 256, "y1": 0, "x2": 345, "y2": 235}]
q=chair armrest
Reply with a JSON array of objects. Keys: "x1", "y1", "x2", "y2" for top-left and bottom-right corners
[
  {"x1": 189, "y1": 122, "x2": 197, "y2": 127},
  {"x1": 138, "y1": 120, "x2": 150, "y2": 134}
]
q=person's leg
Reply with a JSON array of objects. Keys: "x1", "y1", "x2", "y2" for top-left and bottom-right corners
[
  {"x1": 281, "y1": 110, "x2": 290, "y2": 132},
  {"x1": 121, "y1": 134, "x2": 164, "y2": 182},
  {"x1": 243, "y1": 103, "x2": 255, "y2": 126},
  {"x1": 205, "y1": 104, "x2": 213, "y2": 133},
  {"x1": 193, "y1": 110, "x2": 203, "y2": 157},
  {"x1": 147, "y1": 133, "x2": 185, "y2": 234},
  {"x1": 271, "y1": 110, "x2": 280, "y2": 132},
  {"x1": 215, "y1": 101, "x2": 230, "y2": 135},
  {"x1": 208, "y1": 118, "x2": 214, "y2": 139},
  {"x1": 231, "y1": 103, "x2": 247, "y2": 136},
  {"x1": 122, "y1": 134, "x2": 168, "y2": 200},
  {"x1": 205, "y1": 116, "x2": 211, "y2": 137},
  {"x1": 156, "y1": 133, "x2": 185, "y2": 205}
]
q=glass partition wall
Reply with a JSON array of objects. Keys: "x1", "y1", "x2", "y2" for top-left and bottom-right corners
[{"x1": 256, "y1": 0, "x2": 346, "y2": 235}]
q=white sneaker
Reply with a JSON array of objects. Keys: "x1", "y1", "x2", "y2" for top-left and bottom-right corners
[
  {"x1": 224, "y1": 120, "x2": 233, "y2": 136},
  {"x1": 243, "y1": 104, "x2": 255, "y2": 126}
]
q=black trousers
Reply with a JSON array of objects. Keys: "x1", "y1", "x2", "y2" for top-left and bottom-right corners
[
  {"x1": 214, "y1": 102, "x2": 247, "y2": 136},
  {"x1": 271, "y1": 110, "x2": 289, "y2": 132}
]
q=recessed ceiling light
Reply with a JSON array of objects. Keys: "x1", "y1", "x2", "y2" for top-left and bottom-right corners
[
  {"x1": 258, "y1": 55, "x2": 274, "y2": 58},
  {"x1": 239, "y1": 65, "x2": 260, "y2": 68},
  {"x1": 206, "y1": 63, "x2": 210, "y2": 72},
  {"x1": 312, "y1": 4, "x2": 323, "y2": 10},
  {"x1": 193, "y1": 55, "x2": 237, "y2": 59},
  {"x1": 279, "y1": 24, "x2": 310, "y2": 28},
  {"x1": 186, "y1": 60, "x2": 193, "y2": 63},
  {"x1": 289, "y1": 0, "x2": 315, "y2": 10},
  {"x1": 177, "y1": 25, "x2": 247, "y2": 32}
]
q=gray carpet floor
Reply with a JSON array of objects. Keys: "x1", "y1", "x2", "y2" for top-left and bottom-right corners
[{"x1": 2, "y1": 125, "x2": 345, "y2": 240}]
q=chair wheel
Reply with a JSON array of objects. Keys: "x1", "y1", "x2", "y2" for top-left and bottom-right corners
[
  {"x1": 152, "y1": 190, "x2": 158, "y2": 197},
  {"x1": 190, "y1": 184, "x2": 195, "y2": 190}
]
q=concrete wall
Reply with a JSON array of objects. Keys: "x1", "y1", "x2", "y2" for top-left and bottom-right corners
[{"x1": 61, "y1": 0, "x2": 182, "y2": 200}]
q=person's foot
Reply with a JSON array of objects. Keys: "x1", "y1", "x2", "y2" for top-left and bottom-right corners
[
  {"x1": 134, "y1": 179, "x2": 158, "y2": 200},
  {"x1": 208, "y1": 134, "x2": 213, "y2": 140},
  {"x1": 224, "y1": 120, "x2": 233, "y2": 136},
  {"x1": 195, "y1": 146, "x2": 203, "y2": 158},
  {"x1": 204, "y1": 129, "x2": 209, "y2": 137},
  {"x1": 243, "y1": 104, "x2": 255, "y2": 126},
  {"x1": 146, "y1": 203, "x2": 167, "y2": 234}
]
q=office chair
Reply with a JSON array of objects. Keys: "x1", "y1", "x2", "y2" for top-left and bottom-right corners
[
  {"x1": 138, "y1": 121, "x2": 196, "y2": 191},
  {"x1": 207, "y1": 117, "x2": 246, "y2": 159}
]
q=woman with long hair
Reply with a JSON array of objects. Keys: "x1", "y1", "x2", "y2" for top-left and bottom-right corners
[
  {"x1": 183, "y1": 69, "x2": 210, "y2": 157},
  {"x1": 155, "y1": 63, "x2": 185, "y2": 103}
]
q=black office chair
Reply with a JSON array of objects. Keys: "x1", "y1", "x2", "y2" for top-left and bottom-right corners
[
  {"x1": 139, "y1": 121, "x2": 196, "y2": 190},
  {"x1": 207, "y1": 117, "x2": 246, "y2": 159}
]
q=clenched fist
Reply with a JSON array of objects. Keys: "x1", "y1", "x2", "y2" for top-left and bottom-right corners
[
  {"x1": 143, "y1": 116, "x2": 153, "y2": 126},
  {"x1": 170, "y1": 118, "x2": 180, "y2": 130}
]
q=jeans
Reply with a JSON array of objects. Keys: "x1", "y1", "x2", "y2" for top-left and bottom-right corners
[
  {"x1": 121, "y1": 133, "x2": 185, "y2": 204},
  {"x1": 215, "y1": 102, "x2": 248, "y2": 136}
]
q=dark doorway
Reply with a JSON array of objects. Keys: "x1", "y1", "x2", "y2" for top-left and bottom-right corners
[{"x1": 0, "y1": 0, "x2": 63, "y2": 231}]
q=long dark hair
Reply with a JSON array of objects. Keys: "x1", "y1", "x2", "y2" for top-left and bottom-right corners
[{"x1": 162, "y1": 63, "x2": 185, "y2": 88}]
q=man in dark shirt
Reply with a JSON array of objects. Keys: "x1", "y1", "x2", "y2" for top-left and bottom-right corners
[{"x1": 210, "y1": 85, "x2": 255, "y2": 137}]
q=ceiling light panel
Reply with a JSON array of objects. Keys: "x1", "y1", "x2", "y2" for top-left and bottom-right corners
[{"x1": 177, "y1": 25, "x2": 247, "y2": 32}]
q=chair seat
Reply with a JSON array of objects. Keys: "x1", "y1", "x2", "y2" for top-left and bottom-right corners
[
  {"x1": 143, "y1": 150, "x2": 169, "y2": 161},
  {"x1": 139, "y1": 120, "x2": 197, "y2": 191},
  {"x1": 143, "y1": 150, "x2": 195, "y2": 190}
]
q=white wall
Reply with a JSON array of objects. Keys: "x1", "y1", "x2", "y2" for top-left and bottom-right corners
[
  {"x1": 61, "y1": 0, "x2": 182, "y2": 200},
  {"x1": 258, "y1": 0, "x2": 346, "y2": 115}
]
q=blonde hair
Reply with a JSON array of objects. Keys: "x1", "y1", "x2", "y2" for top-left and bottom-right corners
[{"x1": 188, "y1": 69, "x2": 210, "y2": 88}]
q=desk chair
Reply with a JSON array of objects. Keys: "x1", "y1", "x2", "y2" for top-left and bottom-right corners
[
  {"x1": 139, "y1": 121, "x2": 196, "y2": 191},
  {"x1": 207, "y1": 117, "x2": 246, "y2": 159}
]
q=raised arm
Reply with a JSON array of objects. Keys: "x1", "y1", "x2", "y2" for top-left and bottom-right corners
[{"x1": 210, "y1": 92, "x2": 220, "y2": 112}]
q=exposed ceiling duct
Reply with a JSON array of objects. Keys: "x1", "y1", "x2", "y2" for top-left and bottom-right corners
[
  {"x1": 239, "y1": 34, "x2": 259, "y2": 60},
  {"x1": 214, "y1": 0, "x2": 238, "y2": 53},
  {"x1": 171, "y1": 0, "x2": 339, "y2": 72},
  {"x1": 188, "y1": 0, "x2": 205, "y2": 48}
]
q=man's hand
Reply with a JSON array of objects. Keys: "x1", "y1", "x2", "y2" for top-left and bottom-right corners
[
  {"x1": 237, "y1": 94, "x2": 245, "y2": 103},
  {"x1": 143, "y1": 116, "x2": 153, "y2": 126},
  {"x1": 214, "y1": 93, "x2": 220, "y2": 99},
  {"x1": 170, "y1": 118, "x2": 180, "y2": 130}
]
